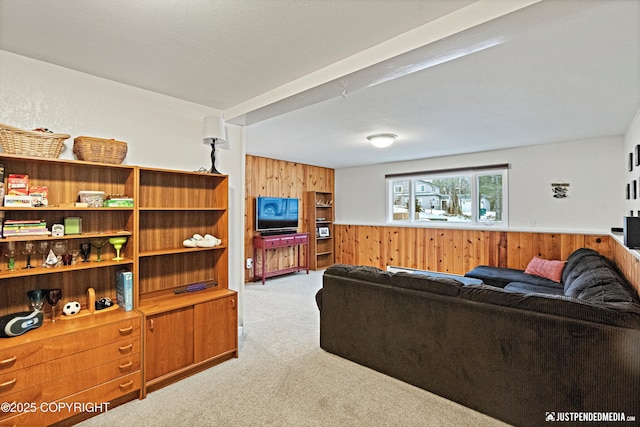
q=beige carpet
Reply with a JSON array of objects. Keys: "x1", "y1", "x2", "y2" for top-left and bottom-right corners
[{"x1": 78, "y1": 270, "x2": 509, "y2": 426}]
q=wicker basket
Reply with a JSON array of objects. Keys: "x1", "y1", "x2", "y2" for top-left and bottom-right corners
[
  {"x1": 73, "y1": 136, "x2": 128, "y2": 164},
  {"x1": 0, "y1": 124, "x2": 69, "y2": 158}
]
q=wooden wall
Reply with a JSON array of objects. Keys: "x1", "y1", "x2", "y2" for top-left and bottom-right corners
[
  {"x1": 334, "y1": 225, "x2": 611, "y2": 272},
  {"x1": 244, "y1": 157, "x2": 640, "y2": 296},
  {"x1": 244, "y1": 155, "x2": 334, "y2": 282},
  {"x1": 334, "y1": 224, "x2": 640, "y2": 295},
  {"x1": 612, "y1": 239, "x2": 640, "y2": 295}
]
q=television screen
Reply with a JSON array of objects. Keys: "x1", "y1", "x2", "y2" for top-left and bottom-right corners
[{"x1": 256, "y1": 197, "x2": 299, "y2": 232}]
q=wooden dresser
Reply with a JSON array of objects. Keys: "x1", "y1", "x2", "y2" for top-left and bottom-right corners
[{"x1": 0, "y1": 311, "x2": 141, "y2": 426}]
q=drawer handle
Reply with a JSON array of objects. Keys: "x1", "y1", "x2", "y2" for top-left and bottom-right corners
[
  {"x1": 0, "y1": 356, "x2": 17, "y2": 367},
  {"x1": 119, "y1": 361, "x2": 133, "y2": 371},
  {"x1": 118, "y1": 344, "x2": 133, "y2": 353},
  {"x1": 119, "y1": 380, "x2": 134, "y2": 390},
  {"x1": 0, "y1": 378, "x2": 17, "y2": 389},
  {"x1": 119, "y1": 326, "x2": 134, "y2": 335}
]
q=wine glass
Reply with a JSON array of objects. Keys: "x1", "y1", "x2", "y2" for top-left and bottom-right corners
[
  {"x1": 46, "y1": 288, "x2": 62, "y2": 323},
  {"x1": 91, "y1": 237, "x2": 109, "y2": 262},
  {"x1": 27, "y1": 289, "x2": 47, "y2": 312},
  {"x1": 51, "y1": 241, "x2": 67, "y2": 267},
  {"x1": 37, "y1": 241, "x2": 50, "y2": 267},
  {"x1": 5, "y1": 241, "x2": 16, "y2": 271},
  {"x1": 108, "y1": 236, "x2": 127, "y2": 261},
  {"x1": 79, "y1": 242, "x2": 92, "y2": 262},
  {"x1": 22, "y1": 241, "x2": 37, "y2": 269}
]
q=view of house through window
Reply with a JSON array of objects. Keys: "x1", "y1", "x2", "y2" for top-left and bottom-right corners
[{"x1": 389, "y1": 167, "x2": 507, "y2": 226}]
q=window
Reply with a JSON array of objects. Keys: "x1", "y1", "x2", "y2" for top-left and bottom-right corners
[{"x1": 387, "y1": 165, "x2": 508, "y2": 226}]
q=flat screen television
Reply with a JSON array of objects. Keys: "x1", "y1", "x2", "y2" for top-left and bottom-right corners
[{"x1": 256, "y1": 196, "x2": 299, "y2": 233}]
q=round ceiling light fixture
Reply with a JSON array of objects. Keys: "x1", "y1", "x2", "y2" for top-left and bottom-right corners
[{"x1": 367, "y1": 133, "x2": 397, "y2": 148}]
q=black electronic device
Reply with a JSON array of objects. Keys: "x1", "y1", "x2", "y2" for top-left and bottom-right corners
[
  {"x1": 0, "y1": 310, "x2": 44, "y2": 338},
  {"x1": 624, "y1": 216, "x2": 640, "y2": 249}
]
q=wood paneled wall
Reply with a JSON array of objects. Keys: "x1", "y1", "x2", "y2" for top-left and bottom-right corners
[
  {"x1": 334, "y1": 224, "x2": 611, "y2": 272},
  {"x1": 612, "y1": 240, "x2": 640, "y2": 295},
  {"x1": 334, "y1": 224, "x2": 640, "y2": 295},
  {"x1": 244, "y1": 157, "x2": 640, "y2": 296},
  {"x1": 244, "y1": 155, "x2": 334, "y2": 282}
]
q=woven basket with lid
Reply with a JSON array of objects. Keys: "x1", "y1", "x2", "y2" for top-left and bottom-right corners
[{"x1": 0, "y1": 124, "x2": 69, "y2": 158}]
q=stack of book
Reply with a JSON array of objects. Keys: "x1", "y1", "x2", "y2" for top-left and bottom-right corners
[{"x1": 2, "y1": 219, "x2": 49, "y2": 237}]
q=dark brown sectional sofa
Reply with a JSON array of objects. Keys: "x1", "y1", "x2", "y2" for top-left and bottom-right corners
[{"x1": 316, "y1": 249, "x2": 640, "y2": 427}]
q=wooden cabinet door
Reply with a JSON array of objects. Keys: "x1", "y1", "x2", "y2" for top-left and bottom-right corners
[
  {"x1": 193, "y1": 295, "x2": 237, "y2": 363},
  {"x1": 145, "y1": 307, "x2": 194, "y2": 381}
]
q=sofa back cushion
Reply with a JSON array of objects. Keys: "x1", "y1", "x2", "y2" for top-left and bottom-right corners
[
  {"x1": 562, "y1": 249, "x2": 639, "y2": 304},
  {"x1": 391, "y1": 272, "x2": 463, "y2": 296},
  {"x1": 460, "y1": 284, "x2": 640, "y2": 328}
]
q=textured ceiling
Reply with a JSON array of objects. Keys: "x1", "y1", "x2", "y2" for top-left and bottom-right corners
[{"x1": 1, "y1": 0, "x2": 639, "y2": 168}]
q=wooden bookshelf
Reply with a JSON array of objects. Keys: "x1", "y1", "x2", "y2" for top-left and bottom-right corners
[
  {"x1": 135, "y1": 167, "x2": 236, "y2": 397},
  {"x1": 306, "y1": 191, "x2": 334, "y2": 270},
  {"x1": 0, "y1": 156, "x2": 237, "y2": 422},
  {"x1": 0, "y1": 153, "x2": 140, "y2": 425}
]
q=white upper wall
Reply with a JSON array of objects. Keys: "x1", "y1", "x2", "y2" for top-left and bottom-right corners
[
  {"x1": 335, "y1": 136, "x2": 624, "y2": 234},
  {"x1": 624, "y1": 109, "x2": 640, "y2": 216},
  {"x1": 0, "y1": 50, "x2": 223, "y2": 171},
  {"x1": 0, "y1": 50, "x2": 246, "y2": 325}
]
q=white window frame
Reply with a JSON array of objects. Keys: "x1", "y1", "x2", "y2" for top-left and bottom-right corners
[{"x1": 386, "y1": 166, "x2": 508, "y2": 227}]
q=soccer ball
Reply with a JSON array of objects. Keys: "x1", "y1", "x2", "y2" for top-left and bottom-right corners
[{"x1": 63, "y1": 301, "x2": 81, "y2": 316}]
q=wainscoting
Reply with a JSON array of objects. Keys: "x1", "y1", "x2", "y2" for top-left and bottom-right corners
[
  {"x1": 332, "y1": 224, "x2": 639, "y2": 296},
  {"x1": 334, "y1": 225, "x2": 610, "y2": 272}
]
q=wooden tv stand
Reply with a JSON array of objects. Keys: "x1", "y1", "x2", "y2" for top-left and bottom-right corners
[{"x1": 253, "y1": 233, "x2": 309, "y2": 284}]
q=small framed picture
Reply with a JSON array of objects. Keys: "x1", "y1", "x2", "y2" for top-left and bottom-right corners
[{"x1": 318, "y1": 227, "x2": 330, "y2": 237}]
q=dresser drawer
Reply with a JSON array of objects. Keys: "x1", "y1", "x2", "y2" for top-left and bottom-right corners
[
  {"x1": 0, "y1": 372, "x2": 140, "y2": 427},
  {"x1": 263, "y1": 238, "x2": 281, "y2": 248},
  {"x1": 294, "y1": 234, "x2": 309, "y2": 244},
  {"x1": 0, "y1": 337, "x2": 140, "y2": 397},
  {"x1": 0, "y1": 317, "x2": 140, "y2": 374},
  {"x1": 0, "y1": 354, "x2": 140, "y2": 421}
]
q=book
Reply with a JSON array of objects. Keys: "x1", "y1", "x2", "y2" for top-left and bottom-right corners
[{"x1": 115, "y1": 270, "x2": 134, "y2": 312}]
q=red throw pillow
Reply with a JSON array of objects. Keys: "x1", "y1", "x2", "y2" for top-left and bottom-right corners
[{"x1": 524, "y1": 257, "x2": 566, "y2": 283}]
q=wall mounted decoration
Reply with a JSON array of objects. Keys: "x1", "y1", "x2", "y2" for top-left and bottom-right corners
[{"x1": 551, "y1": 182, "x2": 569, "y2": 199}]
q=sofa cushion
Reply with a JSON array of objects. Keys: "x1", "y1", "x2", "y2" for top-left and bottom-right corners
[
  {"x1": 561, "y1": 249, "x2": 639, "y2": 304},
  {"x1": 388, "y1": 267, "x2": 484, "y2": 286},
  {"x1": 524, "y1": 257, "x2": 566, "y2": 282},
  {"x1": 562, "y1": 248, "x2": 599, "y2": 284},
  {"x1": 347, "y1": 265, "x2": 392, "y2": 285},
  {"x1": 391, "y1": 272, "x2": 464, "y2": 296},
  {"x1": 503, "y1": 281, "x2": 565, "y2": 295},
  {"x1": 325, "y1": 263, "x2": 356, "y2": 277},
  {"x1": 460, "y1": 284, "x2": 640, "y2": 328},
  {"x1": 465, "y1": 265, "x2": 558, "y2": 288}
]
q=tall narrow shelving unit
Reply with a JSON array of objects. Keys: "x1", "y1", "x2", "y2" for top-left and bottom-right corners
[
  {"x1": 135, "y1": 167, "x2": 237, "y2": 397},
  {"x1": 306, "y1": 191, "x2": 334, "y2": 270}
]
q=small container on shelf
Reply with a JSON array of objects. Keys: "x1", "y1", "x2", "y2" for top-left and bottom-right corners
[{"x1": 78, "y1": 191, "x2": 105, "y2": 207}]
